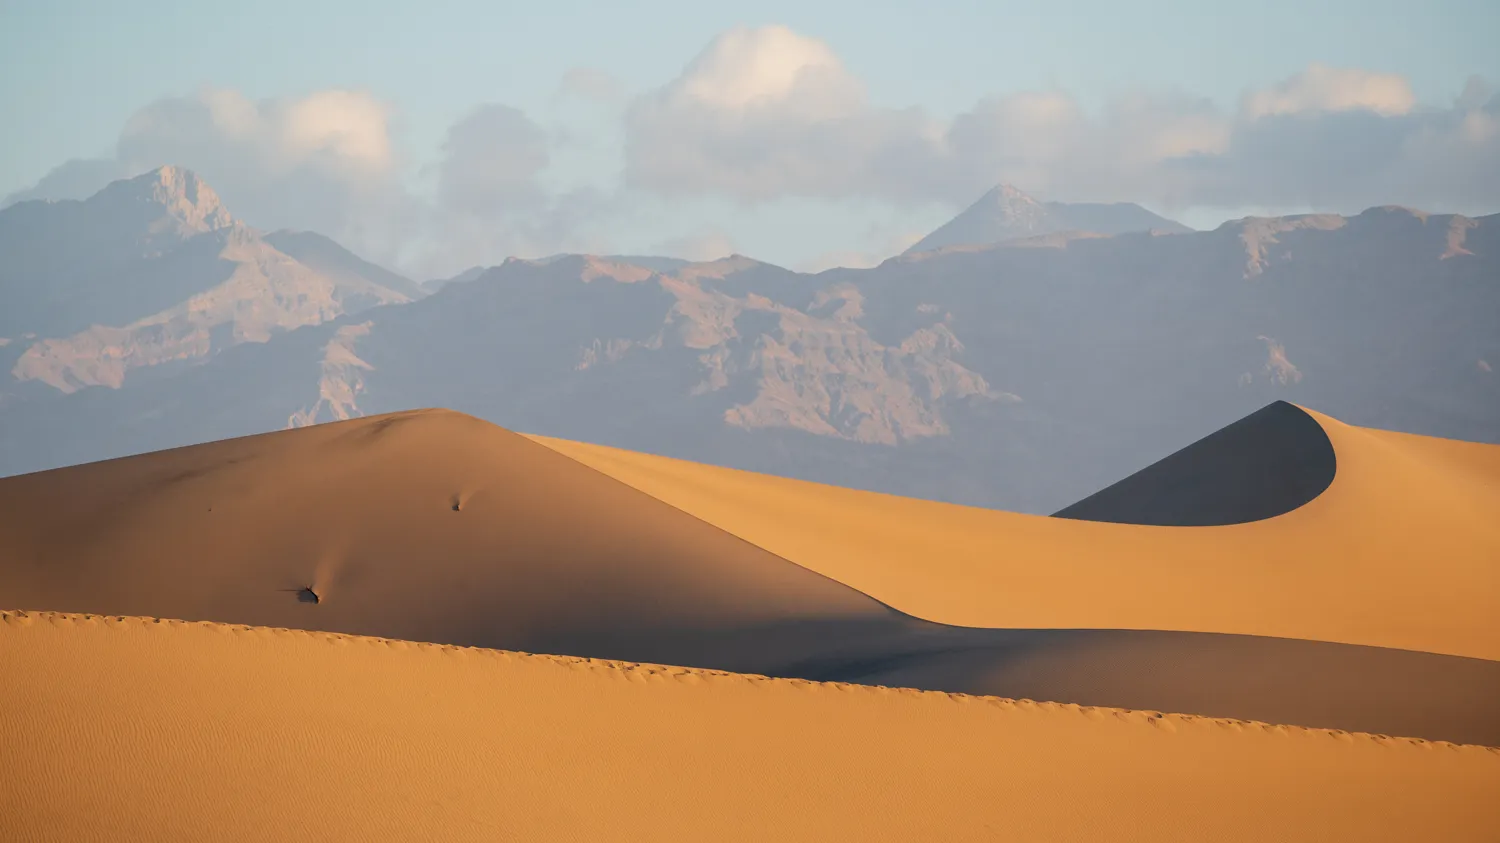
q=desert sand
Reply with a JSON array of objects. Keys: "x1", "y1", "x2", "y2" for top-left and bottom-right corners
[
  {"x1": 530, "y1": 402, "x2": 1500, "y2": 660},
  {"x1": 2, "y1": 405, "x2": 1497, "y2": 743},
  {"x1": 3, "y1": 611, "x2": 1498, "y2": 843},
  {"x1": 1, "y1": 401, "x2": 1497, "y2": 838}
]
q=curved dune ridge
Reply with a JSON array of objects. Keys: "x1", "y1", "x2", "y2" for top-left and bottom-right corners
[
  {"x1": 0, "y1": 406, "x2": 1497, "y2": 744},
  {"x1": 1052, "y1": 400, "x2": 1338, "y2": 526},
  {"x1": 530, "y1": 403, "x2": 1500, "y2": 662},
  {"x1": 3, "y1": 611, "x2": 1498, "y2": 843}
]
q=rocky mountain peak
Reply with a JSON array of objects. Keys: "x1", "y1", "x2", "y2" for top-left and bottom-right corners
[
  {"x1": 986, "y1": 183, "x2": 1041, "y2": 204},
  {"x1": 94, "y1": 165, "x2": 236, "y2": 244}
]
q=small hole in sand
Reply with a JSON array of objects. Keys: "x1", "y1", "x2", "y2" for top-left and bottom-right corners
[
  {"x1": 452, "y1": 502, "x2": 462, "y2": 512},
  {"x1": 296, "y1": 587, "x2": 320, "y2": 604}
]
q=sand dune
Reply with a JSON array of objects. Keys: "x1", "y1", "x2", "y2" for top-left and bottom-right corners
[
  {"x1": 3, "y1": 611, "x2": 1497, "y2": 843},
  {"x1": 2, "y1": 407, "x2": 1497, "y2": 742},
  {"x1": 1052, "y1": 400, "x2": 1337, "y2": 525},
  {"x1": 3, "y1": 401, "x2": 1496, "y2": 837},
  {"x1": 0, "y1": 408, "x2": 894, "y2": 674},
  {"x1": 531, "y1": 403, "x2": 1500, "y2": 661}
]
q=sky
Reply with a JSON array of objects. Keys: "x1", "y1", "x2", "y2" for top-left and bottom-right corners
[{"x1": 2, "y1": 0, "x2": 1498, "y2": 276}]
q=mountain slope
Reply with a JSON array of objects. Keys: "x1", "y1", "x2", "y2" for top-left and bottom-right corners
[
  {"x1": 905, "y1": 183, "x2": 1191, "y2": 254},
  {"x1": 0, "y1": 167, "x2": 418, "y2": 394},
  {"x1": 0, "y1": 165, "x2": 236, "y2": 338},
  {"x1": 264, "y1": 229, "x2": 426, "y2": 300}
]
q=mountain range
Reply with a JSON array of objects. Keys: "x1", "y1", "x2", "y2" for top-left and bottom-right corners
[{"x1": 1, "y1": 167, "x2": 1495, "y2": 513}]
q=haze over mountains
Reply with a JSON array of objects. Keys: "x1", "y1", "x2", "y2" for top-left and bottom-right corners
[
  {"x1": 904, "y1": 183, "x2": 1192, "y2": 254},
  {"x1": 0, "y1": 167, "x2": 421, "y2": 394},
  {"x1": 1, "y1": 166, "x2": 1495, "y2": 513}
]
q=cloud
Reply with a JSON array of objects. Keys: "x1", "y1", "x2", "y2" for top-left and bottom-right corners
[
  {"x1": 115, "y1": 87, "x2": 406, "y2": 229},
  {"x1": 798, "y1": 227, "x2": 928, "y2": 273},
  {"x1": 408, "y1": 103, "x2": 619, "y2": 274},
  {"x1": 6, "y1": 86, "x2": 613, "y2": 278},
  {"x1": 667, "y1": 25, "x2": 857, "y2": 113},
  {"x1": 624, "y1": 27, "x2": 1499, "y2": 214},
  {"x1": 8, "y1": 28, "x2": 1497, "y2": 278},
  {"x1": 1241, "y1": 64, "x2": 1415, "y2": 119},
  {"x1": 651, "y1": 229, "x2": 738, "y2": 262},
  {"x1": 623, "y1": 25, "x2": 942, "y2": 202},
  {"x1": 4, "y1": 88, "x2": 417, "y2": 265},
  {"x1": 432, "y1": 104, "x2": 551, "y2": 217},
  {"x1": 115, "y1": 88, "x2": 398, "y2": 185}
]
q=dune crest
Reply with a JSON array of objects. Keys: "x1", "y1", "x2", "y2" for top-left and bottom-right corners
[
  {"x1": 3, "y1": 611, "x2": 1497, "y2": 843},
  {"x1": 530, "y1": 404, "x2": 1500, "y2": 660}
]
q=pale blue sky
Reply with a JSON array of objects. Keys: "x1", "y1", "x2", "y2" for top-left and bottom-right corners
[{"x1": 2, "y1": 0, "x2": 1496, "y2": 272}]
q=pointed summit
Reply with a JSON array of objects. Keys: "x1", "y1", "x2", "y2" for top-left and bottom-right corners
[
  {"x1": 92, "y1": 166, "x2": 235, "y2": 243},
  {"x1": 987, "y1": 183, "x2": 1042, "y2": 203},
  {"x1": 974, "y1": 183, "x2": 1047, "y2": 218},
  {"x1": 906, "y1": 184, "x2": 1191, "y2": 254}
]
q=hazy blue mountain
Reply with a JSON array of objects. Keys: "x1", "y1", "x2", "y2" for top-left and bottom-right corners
[
  {"x1": 905, "y1": 183, "x2": 1192, "y2": 254},
  {"x1": 0, "y1": 166, "x2": 419, "y2": 396},
  {"x1": 424, "y1": 266, "x2": 488, "y2": 292},
  {"x1": 263, "y1": 229, "x2": 426, "y2": 301}
]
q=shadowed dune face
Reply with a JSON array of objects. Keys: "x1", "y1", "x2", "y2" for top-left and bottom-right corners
[
  {"x1": 532, "y1": 404, "x2": 1500, "y2": 662},
  {"x1": 2, "y1": 407, "x2": 1499, "y2": 744},
  {"x1": 1052, "y1": 400, "x2": 1336, "y2": 526},
  {"x1": 854, "y1": 628, "x2": 1500, "y2": 747},
  {"x1": 6, "y1": 613, "x2": 1498, "y2": 843}
]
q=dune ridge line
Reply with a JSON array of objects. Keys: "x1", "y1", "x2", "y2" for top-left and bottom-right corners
[
  {"x1": 524, "y1": 404, "x2": 1500, "y2": 660},
  {"x1": 7, "y1": 609, "x2": 1497, "y2": 752}
]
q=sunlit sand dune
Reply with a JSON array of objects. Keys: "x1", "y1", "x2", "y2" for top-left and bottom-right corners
[
  {"x1": 2, "y1": 611, "x2": 1497, "y2": 843},
  {"x1": 2, "y1": 405, "x2": 1498, "y2": 745},
  {"x1": 530, "y1": 402, "x2": 1500, "y2": 661}
]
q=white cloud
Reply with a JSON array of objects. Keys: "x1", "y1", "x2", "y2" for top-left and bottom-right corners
[
  {"x1": 118, "y1": 88, "x2": 396, "y2": 180},
  {"x1": 623, "y1": 25, "x2": 937, "y2": 201},
  {"x1": 1241, "y1": 64, "x2": 1416, "y2": 119},
  {"x1": 668, "y1": 25, "x2": 858, "y2": 114},
  {"x1": 623, "y1": 28, "x2": 1498, "y2": 215}
]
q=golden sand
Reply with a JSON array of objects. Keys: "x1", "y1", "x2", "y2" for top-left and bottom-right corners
[
  {"x1": 2, "y1": 403, "x2": 1496, "y2": 839},
  {"x1": 3, "y1": 611, "x2": 1497, "y2": 843},
  {"x1": 529, "y1": 407, "x2": 1500, "y2": 660}
]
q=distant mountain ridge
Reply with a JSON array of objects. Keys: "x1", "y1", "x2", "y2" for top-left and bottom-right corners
[
  {"x1": 0, "y1": 168, "x2": 1494, "y2": 517},
  {"x1": 0, "y1": 167, "x2": 420, "y2": 394},
  {"x1": 905, "y1": 184, "x2": 1191, "y2": 254}
]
